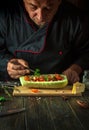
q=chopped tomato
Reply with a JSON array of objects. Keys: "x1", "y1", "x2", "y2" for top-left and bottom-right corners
[
  {"x1": 55, "y1": 74, "x2": 63, "y2": 80},
  {"x1": 24, "y1": 76, "x2": 30, "y2": 81},
  {"x1": 31, "y1": 89, "x2": 39, "y2": 93},
  {"x1": 38, "y1": 76, "x2": 45, "y2": 81},
  {"x1": 24, "y1": 74, "x2": 64, "y2": 82}
]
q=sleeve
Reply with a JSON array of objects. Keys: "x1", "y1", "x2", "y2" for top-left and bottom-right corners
[
  {"x1": 72, "y1": 14, "x2": 89, "y2": 71},
  {"x1": 0, "y1": 10, "x2": 13, "y2": 80}
]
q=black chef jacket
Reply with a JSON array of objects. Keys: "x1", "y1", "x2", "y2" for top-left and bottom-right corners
[{"x1": 0, "y1": 0, "x2": 89, "y2": 81}]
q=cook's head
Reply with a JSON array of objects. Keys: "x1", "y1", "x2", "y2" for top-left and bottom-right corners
[{"x1": 23, "y1": 0, "x2": 62, "y2": 27}]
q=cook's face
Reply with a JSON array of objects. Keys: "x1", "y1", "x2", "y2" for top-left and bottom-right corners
[{"x1": 23, "y1": 0, "x2": 61, "y2": 27}]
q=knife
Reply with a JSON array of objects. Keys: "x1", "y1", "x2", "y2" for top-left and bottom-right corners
[
  {"x1": 24, "y1": 67, "x2": 35, "y2": 73},
  {"x1": 0, "y1": 107, "x2": 26, "y2": 117}
]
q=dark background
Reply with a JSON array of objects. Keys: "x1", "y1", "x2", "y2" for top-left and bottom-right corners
[{"x1": 67, "y1": 0, "x2": 89, "y2": 11}]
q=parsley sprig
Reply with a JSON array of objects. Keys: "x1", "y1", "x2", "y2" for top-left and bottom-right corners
[{"x1": 34, "y1": 69, "x2": 40, "y2": 76}]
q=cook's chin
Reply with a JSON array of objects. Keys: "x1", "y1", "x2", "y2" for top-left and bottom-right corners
[
  {"x1": 35, "y1": 21, "x2": 46, "y2": 26},
  {"x1": 37, "y1": 22, "x2": 44, "y2": 25}
]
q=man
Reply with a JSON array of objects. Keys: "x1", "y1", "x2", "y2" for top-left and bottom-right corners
[{"x1": 0, "y1": 0, "x2": 89, "y2": 84}]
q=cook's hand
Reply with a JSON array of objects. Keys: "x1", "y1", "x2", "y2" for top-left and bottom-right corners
[
  {"x1": 62, "y1": 68, "x2": 80, "y2": 84},
  {"x1": 7, "y1": 58, "x2": 30, "y2": 79}
]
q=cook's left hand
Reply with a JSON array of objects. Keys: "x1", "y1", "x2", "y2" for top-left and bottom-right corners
[{"x1": 62, "y1": 68, "x2": 80, "y2": 84}]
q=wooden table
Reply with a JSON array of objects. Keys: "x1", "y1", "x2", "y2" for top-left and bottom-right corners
[{"x1": 0, "y1": 86, "x2": 89, "y2": 130}]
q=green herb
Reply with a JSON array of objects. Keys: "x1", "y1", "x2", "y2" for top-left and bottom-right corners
[
  {"x1": 34, "y1": 69, "x2": 40, "y2": 76},
  {"x1": 0, "y1": 96, "x2": 6, "y2": 102}
]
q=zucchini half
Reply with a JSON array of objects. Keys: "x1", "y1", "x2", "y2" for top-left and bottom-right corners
[{"x1": 19, "y1": 74, "x2": 68, "y2": 89}]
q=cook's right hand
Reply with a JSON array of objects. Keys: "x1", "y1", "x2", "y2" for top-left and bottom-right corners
[{"x1": 7, "y1": 58, "x2": 30, "y2": 79}]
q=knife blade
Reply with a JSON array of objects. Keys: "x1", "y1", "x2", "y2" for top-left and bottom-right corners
[
  {"x1": 24, "y1": 67, "x2": 35, "y2": 73},
  {"x1": 0, "y1": 107, "x2": 26, "y2": 117}
]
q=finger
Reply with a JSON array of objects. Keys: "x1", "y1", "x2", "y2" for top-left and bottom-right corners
[
  {"x1": 72, "y1": 77, "x2": 79, "y2": 83},
  {"x1": 8, "y1": 59, "x2": 29, "y2": 70},
  {"x1": 9, "y1": 59, "x2": 27, "y2": 69},
  {"x1": 62, "y1": 71, "x2": 72, "y2": 81},
  {"x1": 18, "y1": 59, "x2": 29, "y2": 68},
  {"x1": 69, "y1": 74, "x2": 79, "y2": 84},
  {"x1": 10, "y1": 74, "x2": 21, "y2": 79},
  {"x1": 14, "y1": 69, "x2": 29, "y2": 75},
  {"x1": 12, "y1": 64, "x2": 25, "y2": 70},
  {"x1": 9, "y1": 59, "x2": 19, "y2": 64},
  {"x1": 8, "y1": 63, "x2": 24, "y2": 71},
  {"x1": 8, "y1": 69, "x2": 30, "y2": 78}
]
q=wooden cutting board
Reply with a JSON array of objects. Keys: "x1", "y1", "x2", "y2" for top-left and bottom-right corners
[{"x1": 13, "y1": 85, "x2": 82, "y2": 96}]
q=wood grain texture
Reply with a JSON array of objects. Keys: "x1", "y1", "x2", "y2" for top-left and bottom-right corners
[
  {"x1": 0, "y1": 89, "x2": 89, "y2": 130},
  {"x1": 13, "y1": 86, "x2": 82, "y2": 96}
]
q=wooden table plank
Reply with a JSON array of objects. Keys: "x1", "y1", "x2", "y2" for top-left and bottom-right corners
[
  {"x1": 0, "y1": 88, "x2": 89, "y2": 130},
  {"x1": 0, "y1": 96, "x2": 26, "y2": 130},
  {"x1": 24, "y1": 96, "x2": 85, "y2": 130},
  {"x1": 0, "y1": 114, "x2": 26, "y2": 130},
  {"x1": 67, "y1": 96, "x2": 89, "y2": 130}
]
